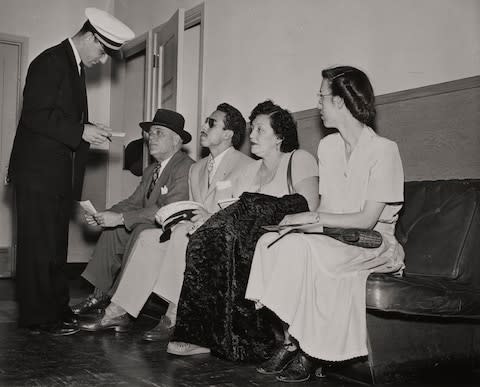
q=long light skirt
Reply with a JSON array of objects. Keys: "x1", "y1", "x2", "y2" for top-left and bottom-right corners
[{"x1": 245, "y1": 231, "x2": 403, "y2": 361}]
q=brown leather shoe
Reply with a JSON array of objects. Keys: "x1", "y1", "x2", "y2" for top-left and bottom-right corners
[
  {"x1": 142, "y1": 315, "x2": 174, "y2": 342},
  {"x1": 71, "y1": 294, "x2": 110, "y2": 315},
  {"x1": 78, "y1": 312, "x2": 131, "y2": 332}
]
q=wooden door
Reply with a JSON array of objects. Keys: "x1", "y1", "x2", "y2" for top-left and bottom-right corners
[{"x1": 152, "y1": 9, "x2": 185, "y2": 113}]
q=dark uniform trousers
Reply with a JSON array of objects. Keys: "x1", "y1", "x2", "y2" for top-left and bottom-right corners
[{"x1": 15, "y1": 185, "x2": 71, "y2": 327}]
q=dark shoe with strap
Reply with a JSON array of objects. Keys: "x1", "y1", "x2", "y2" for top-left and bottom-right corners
[
  {"x1": 71, "y1": 294, "x2": 110, "y2": 315},
  {"x1": 142, "y1": 315, "x2": 174, "y2": 342},
  {"x1": 276, "y1": 350, "x2": 316, "y2": 383},
  {"x1": 256, "y1": 343, "x2": 299, "y2": 375},
  {"x1": 78, "y1": 312, "x2": 131, "y2": 332}
]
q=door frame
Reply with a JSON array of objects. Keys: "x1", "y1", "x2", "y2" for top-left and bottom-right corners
[
  {"x1": 0, "y1": 33, "x2": 28, "y2": 118},
  {"x1": 0, "y1": 33, "x2": 28, "y2": 277},
  {"x1": 184, "y1": 3, "x2": 205, "y2": 158}
]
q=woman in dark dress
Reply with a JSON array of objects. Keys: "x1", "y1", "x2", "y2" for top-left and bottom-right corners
[{"x1": 166, "y1": 100, "x2": 319, "y2": 361}]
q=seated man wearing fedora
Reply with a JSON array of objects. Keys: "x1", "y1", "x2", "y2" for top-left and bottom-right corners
[
  {"x1": 72, "y1": 109, "x2": 194, "y2": 318},
  {"x1": 77, "y1": 103, "x2": 253, "y2": 334}
]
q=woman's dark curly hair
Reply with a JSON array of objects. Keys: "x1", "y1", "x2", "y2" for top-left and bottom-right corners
[
  {"x1": 248, "y1": 100, "x2": 299, "y2": 153},
  {"x1": 322, "y1": 66, "x2": 376, "y2": 129}
]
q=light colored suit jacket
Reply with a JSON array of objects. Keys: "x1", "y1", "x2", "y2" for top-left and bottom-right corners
[{"x1": 189, "y1": 147, "x2": 253, "y2": 214}]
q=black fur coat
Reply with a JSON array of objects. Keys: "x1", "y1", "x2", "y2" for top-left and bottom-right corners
[{"x1": 172, "y1": 192, "x2": 309, "y2": 362}]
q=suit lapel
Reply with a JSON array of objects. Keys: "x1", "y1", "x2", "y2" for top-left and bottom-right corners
[{"x1": 197, "y1": 158, "x2": 210, "y2": 202}]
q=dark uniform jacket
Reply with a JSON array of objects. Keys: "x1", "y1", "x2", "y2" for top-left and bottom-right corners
[{"x1": 9, "y1": 39, "x2": 89, "y2": 199}]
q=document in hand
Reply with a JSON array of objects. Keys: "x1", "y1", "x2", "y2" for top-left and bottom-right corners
[{"x1": 79, "y1": 200, "x2": 98, "y2": 215}]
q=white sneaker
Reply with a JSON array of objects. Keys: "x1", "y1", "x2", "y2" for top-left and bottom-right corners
[{"x1": 167, "y1": 341, "x2": 211, "y2": 356}]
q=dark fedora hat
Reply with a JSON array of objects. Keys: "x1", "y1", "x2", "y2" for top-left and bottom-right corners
[
  {"x1": 123, "y1": 138, "x2": 144, "y2": 176},
  {"x1": 139, "y1": 109, "x2": 192, "y2": 144}
]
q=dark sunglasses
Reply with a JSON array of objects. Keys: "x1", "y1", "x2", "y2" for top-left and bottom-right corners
[{"x1": 205, "y1": 117, "x2": 216, "y2": 128}]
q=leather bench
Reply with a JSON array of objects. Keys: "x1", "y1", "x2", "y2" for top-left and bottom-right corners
[{"x1": 336, "y1": 179, "x2": 480, "y2": 384}]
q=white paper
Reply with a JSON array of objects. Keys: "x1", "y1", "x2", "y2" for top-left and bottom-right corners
[
  {"x1": 79, "y1": 200, "x2": 98, "y2": 215},
  {"x1": 109, "y1": 131, "x2": 126, "y2": 137}
]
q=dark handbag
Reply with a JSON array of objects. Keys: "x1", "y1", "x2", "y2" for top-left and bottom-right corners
[
  {"x1": 314, "y1": 227, "x2": 383, "y2": 248},
  {"x1": 265, "y1": 226, "x2": 383, "y2": 249}
]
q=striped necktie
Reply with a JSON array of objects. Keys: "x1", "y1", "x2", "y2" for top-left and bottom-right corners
[
  {"x1": 207, "y1": 155, "x2": 215, "y2": 186},
  {"x1": 147, "y1": 162, "x2": 162, "y2": 198}
]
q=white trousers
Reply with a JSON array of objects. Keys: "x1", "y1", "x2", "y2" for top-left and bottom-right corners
[{"x1": 111, "y1": 222, "x2": 190, "y2": 318}]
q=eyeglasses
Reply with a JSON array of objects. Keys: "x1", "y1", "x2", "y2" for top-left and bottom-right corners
[
  {"x1": 147, "y1": 127, "x2": 166, "y2": 137},
  {"x1": 317, "y1": 92, "x2": 332, "y2": 100},
  {"x1": 94, "y1": 36, "x2": 109, "y2": 61},
  {"x1": 94, "y1": 37, "x2": 106, "y2": 53}
]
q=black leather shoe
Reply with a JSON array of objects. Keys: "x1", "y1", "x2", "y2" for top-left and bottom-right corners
[
  {"x1": 256, "y1": 343, "x2": 298, "y2": 375},
  {"x1": 62, "y1": 307, "x2": 78, "y2": 327},
  {"x1": 78, "y1": 312, "x2": 131, "y2": 332},
  {"x1": 276, "y1": 351, "x2": 316, "y2": 383},
  {"x1": 142, "y1": 315, "x2": 174, "y2": 342},
  {"x1": 71, "y1": 294, "x2": 110, "y2": 315},
  {"x1": 30, "y1": 322, "x2": 80, "y2": 336}
]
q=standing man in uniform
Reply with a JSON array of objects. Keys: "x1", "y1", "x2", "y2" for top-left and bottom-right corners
[{"x1": 8, "y1": 8, "x2": 134, "y2": 335}]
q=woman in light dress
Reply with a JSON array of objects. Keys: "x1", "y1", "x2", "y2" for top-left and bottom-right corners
[
  {"x1": 245, "y1": 66, "x2": 405, "y2": 382},
  {"x1": 166, "y1": 100, "x2": 319, "y2": 360}
]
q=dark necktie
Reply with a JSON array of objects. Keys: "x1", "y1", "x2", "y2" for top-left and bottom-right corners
[
  {"x1": 147, "y1": 163, "x2": 162, "y2": 198},
  {"x1": 80, "y1": 62, "x2": 88, "y2": 123}
]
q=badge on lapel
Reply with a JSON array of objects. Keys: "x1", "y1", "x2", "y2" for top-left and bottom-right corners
[{"x1": 161, "y1": 185, "x2": 169, "y2": 195}]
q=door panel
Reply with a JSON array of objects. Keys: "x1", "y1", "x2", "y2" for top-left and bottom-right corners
[
  {"x1": 0, "y1": 41, "x2": 21, "y2": 277},
  {"x1": 153, "y1": 9, "x2": 185, "y2": 112}
]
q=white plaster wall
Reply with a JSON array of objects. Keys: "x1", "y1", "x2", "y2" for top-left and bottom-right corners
[
  {"x1": 113, "y1": 0, "x2": 202, "y2": 35},
  {"x1": 200, "y1": 0, "x2": 480, "y2": 118}
]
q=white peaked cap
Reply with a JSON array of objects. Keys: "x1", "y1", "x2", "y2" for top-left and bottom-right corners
[
  {"x1": 155, "y1": 201, "x2": 205, "y2": 229},
  {"x1": 85, "y1": 8, "x2": 135, "y2": 50}
]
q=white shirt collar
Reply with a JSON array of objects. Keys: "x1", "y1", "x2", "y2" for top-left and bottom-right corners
[
  {"x1": 209, "y1": 146, "x2": 232, "y2": 180},
  {"x1": 158, "y1": 153, "x2": 173, "y2": 170},
  {"x1": 68, "y1": 38, "x2": 82, "y2": 74}
]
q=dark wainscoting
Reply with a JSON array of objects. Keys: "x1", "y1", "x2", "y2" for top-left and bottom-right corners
[{"x1": 294, "y1": 75, "x2": 480, "y2": 181}]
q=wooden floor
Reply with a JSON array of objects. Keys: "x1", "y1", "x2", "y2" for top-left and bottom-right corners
[{"x1": 1, "y1": 277, "x2": 479, "y2": 387}]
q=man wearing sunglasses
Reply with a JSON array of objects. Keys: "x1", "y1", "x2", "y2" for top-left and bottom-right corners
[
  {"x1": 76, "y1": 103, "x2": 253, "y2": 339},
  {"x1": 8, "y1": 8, "x2": 134, "y2": 336}
]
